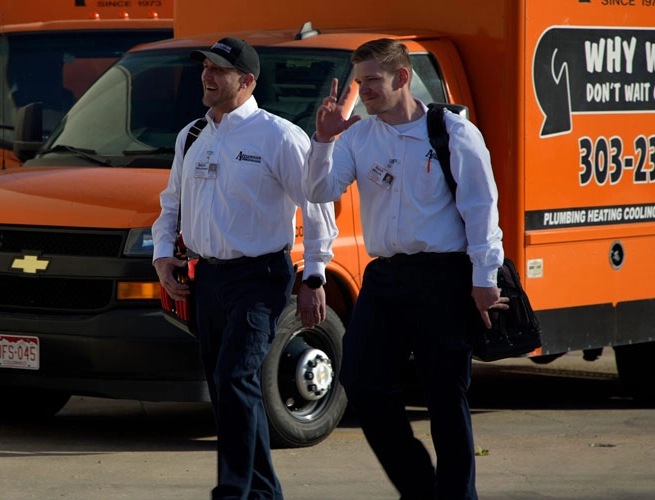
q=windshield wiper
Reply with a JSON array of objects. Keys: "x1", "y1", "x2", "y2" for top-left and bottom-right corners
[
  {"x1": 39, "y1": 144, "x2": 113, "y2": 166},
  {"x1": 123, "y1": 147, "x2": 175, "y2": 156}
]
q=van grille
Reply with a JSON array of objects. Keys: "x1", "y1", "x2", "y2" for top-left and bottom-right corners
[
  {"x1": 0, "y1": 227, "x2": 124, "y2": 257},
  {"x1": 1, "y1": 275, "x2": 113, "y2": 311},
  {"x1": 0, "y1": 227, "x2": 127, "y2": 313}
]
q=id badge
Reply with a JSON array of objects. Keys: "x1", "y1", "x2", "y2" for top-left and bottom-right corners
[
  {"x1": 194, "y1": 162, "x2": 218, "y2": 179},
  {"x1": 367, "y1": 162, "x2": 394, "y2": 189}
]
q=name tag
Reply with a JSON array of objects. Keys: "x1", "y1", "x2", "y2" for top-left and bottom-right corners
[
  {"x1": 195, "y1": 162, "x2": 218, "y2": 179},
  {"x1": 367, "y1": 162, "x2": 394, "y2": 189}
]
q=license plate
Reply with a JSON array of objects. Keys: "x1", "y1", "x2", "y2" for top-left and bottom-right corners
[{"x1": 0, "y1": 335, "x2": 40, "y2": 370}]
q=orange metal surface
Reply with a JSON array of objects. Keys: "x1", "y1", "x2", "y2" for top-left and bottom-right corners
[
  {"x1": 521, "y1": 0, "x2": 655, "y2": 311},
  {"x1": 0, "y1": 167, "x2": 167, "y2": 228},
  {"x1": 1, "y1": 0, "x2": 173, "y2": 24}
]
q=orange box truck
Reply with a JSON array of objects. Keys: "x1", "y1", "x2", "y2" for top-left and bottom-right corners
[
  {"x1": 2, "y1": 0, "x2": 654, "y2": 447},
  {"x1": 0, "y1": 0, "x2": 173, "y2": 168}
]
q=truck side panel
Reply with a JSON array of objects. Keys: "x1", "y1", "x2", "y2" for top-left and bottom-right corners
[{"x1": 522, "y1": 0, "x2": 655, "y2": 352}]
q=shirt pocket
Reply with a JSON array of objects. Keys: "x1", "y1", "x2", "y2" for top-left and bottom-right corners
[
  {"x1": 224, "y1": 160, "x2": 265, "y2": 200},
  {"x1": 412, "y1": 157, "x2": 442, "y2": 201}
]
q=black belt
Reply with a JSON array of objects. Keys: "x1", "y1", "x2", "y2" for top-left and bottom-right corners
[
  {"x1": 377, "y1": 251, "x2": 467, "y2": 265},
  {"x1": 201, "y1": 245, "x2": 289, "y2": 266}
]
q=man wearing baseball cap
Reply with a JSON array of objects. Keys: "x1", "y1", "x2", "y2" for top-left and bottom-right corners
[
  {"x1": 152, "y1": 37, "x2": 337, "y2": 500},
  {"x1": 190, "y1": 37, "x2": 261, "y2": 79}
]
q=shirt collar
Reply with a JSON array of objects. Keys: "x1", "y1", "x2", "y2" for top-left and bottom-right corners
[
  {"x1": 374, "y1": 99, "x2": 428, "y2": 140},
  {"x1": 205, "y1": 95, "x2": 259, "y2": 131}
]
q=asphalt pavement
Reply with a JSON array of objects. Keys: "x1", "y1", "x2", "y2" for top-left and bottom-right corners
[{"x1": 1, "y1": 350, "x2": 654, "y2": 500}]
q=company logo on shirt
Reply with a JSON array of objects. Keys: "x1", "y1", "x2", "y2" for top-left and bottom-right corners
[{"x1": 235, "y1": 151, "x2": 262, "y2": 164}]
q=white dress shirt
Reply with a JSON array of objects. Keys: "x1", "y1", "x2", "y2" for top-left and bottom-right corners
[
  {"x1": 153, "y1": 96, "x2": 337, "y2": 280},
  {"x1": 303, "y1": 103, "x2": 503, "y2": 287}
]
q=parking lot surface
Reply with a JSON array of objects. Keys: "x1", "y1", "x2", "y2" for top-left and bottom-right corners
[{"x1": 1, "y1": 350, "x2": 655, "y2": 499}]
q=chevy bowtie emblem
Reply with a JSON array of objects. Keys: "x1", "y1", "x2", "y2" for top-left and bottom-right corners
[{"x1": 11, "y1": 255, "x2": 51, "y2": 274}]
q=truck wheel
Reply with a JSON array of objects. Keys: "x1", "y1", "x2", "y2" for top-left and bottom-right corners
[
  {"x1": 0, "y1": 386, "x2": 71, "y2": 421},
  {"x1": 262, "y1": 297, "x2": 347, "y2": 448},
  {"x1": 614, "y1": 342, "x2": 655, "y2": 402}
]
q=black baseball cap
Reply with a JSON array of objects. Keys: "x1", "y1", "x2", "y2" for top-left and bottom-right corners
[{"x1": 190, "y1": 37, "x2": 260, "y2": 80}]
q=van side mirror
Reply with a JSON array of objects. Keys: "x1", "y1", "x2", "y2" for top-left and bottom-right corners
[{"x1": 13, "y1": 102, "x2": 44, "y2": 163}]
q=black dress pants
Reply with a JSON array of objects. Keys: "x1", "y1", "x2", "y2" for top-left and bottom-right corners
[
  {"x1": 340, "y1": 252, "x2": 478, "y2": 500},
  {"x1": 195, "y1": 249, "x2": 294, "y2": 500}
]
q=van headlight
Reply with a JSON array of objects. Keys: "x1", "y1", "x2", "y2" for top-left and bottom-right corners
[{"x1": 124, "y1": 227, "x2": 154, "y2": 256}]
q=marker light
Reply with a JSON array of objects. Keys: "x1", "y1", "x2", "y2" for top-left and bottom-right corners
[{"x1": 117, "y1": 282, "x2": 161, "y2": 301}]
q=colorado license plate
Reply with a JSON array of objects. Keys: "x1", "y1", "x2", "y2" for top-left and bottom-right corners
[{"x1": 0, "y1": 335, "x2": 40, "y2": 370}]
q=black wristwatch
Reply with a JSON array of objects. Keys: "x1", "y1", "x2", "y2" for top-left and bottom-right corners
[{"x1": 302, "y1": 275, "x2": 323, "y2": 289}]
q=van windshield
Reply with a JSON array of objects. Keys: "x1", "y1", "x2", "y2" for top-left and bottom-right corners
[
  {"x1": 39, "y1": 47, "x2": 354, "y2": 168},
  {"x1": 0, "y1": 29, "x2": 173, "y2": 149}
]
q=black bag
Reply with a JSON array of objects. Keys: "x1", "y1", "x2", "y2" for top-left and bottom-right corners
[
  {"x1": 469, "y1": 258, "x2": 542, "y2": 361},
  {"x1": 159, "y1": 118, "x2": 207, "y2": 338},
  {"x1": 427, "y1": 103, "x2": 542, "y2": 361}
]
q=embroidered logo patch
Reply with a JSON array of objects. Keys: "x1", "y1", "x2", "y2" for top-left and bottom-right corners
[
  {"x1": 214, "y1": 43, "x2": 232, "y2": 55},
  {"x1": 235, "y1": 151, "x2": 262, "y2": 163}
]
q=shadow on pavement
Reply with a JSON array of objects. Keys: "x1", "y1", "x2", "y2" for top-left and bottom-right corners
[
  {"x1": 3, "y1": 352, "x2": 652, "y2": 455},
  {"x1": 0, "y1": 400, "x2": 217, "y2": 455}
]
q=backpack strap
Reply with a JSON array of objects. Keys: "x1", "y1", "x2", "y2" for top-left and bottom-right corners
[
  {"x1": 183, "y1": 118, "x2": 208, "y2": 157},
  {"x1": 177, "y1": 118, "x2": 208, "y2": 233},
  {"x1": 426, "y1": 103, "x2": 457, "y2": 199}
]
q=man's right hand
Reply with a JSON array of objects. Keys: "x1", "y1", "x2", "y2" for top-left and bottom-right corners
[
  {"x1": 472, "y1": 286, "x2": 510, "y2": 329},
  {"x1": 315, "y1": 78, "x2": 362, "y2": 143},
  {"x1": 154, "y1": 257, "x2": 190, "y2": 301}
]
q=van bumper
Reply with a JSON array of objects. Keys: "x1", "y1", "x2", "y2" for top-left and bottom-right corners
[{"x1": 0, "y1": 307, "x2": 209, "y2": 402}]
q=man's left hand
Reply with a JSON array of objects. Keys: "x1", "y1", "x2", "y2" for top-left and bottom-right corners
[{"x1": 296, "y1": 283, "x2": 327, "y2": 328}]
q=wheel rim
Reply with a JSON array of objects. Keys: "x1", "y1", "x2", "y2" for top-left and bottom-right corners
[{"x1": 277, "y1": 327, "x2": 338, "y2": 421}]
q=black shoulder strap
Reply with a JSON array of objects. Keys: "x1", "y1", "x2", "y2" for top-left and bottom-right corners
[
  {"x1": 177, "y1": 118, "x2": 208, "y2": 232},
  {"x1": 184, "y1": 118, "x2": 208, "y2": 157},
  {"x1": 426, "y1": 103, "x2": 457, "y2": 199}
]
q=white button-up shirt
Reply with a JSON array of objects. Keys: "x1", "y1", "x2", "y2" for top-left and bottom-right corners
[
  {"x1": 153, "y1": 96, "x2": 337, "y2": 280},
  {"x1": 303, "y1": 103, "x2": 503, "y2": 287}
]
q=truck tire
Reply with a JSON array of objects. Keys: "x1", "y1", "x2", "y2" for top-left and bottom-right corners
[
  {"x1": 614, "y1": 342, "x2": 655, "y2": 402},
  {"x1": 262, "y1": 297, "x2": 347, "y2": 448},
  {"x1": 0, "y1": 386, "x2": 71, "y2": 421}
]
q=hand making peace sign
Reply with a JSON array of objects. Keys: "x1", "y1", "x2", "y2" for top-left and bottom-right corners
[{"x1": 315, "y1": 78, "x2": 362, "y2": 143}]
